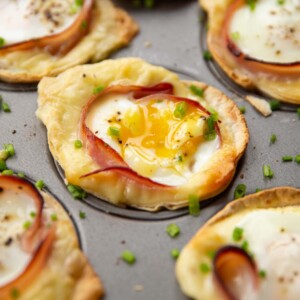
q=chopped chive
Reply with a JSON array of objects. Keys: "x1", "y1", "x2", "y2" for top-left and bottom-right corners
[
  {"x1": 174, "y1": 102, "x2": 188, "y2": 119},
  {"x1": 255, "y1": 188, "x2": 262, "y2": 193},
  {"x1": 171, "y1": 248, "x2": 180, "y2": 259},
  {"x1": 234, "y1": 184, "x2": 247, "y2": 199},
  {"x1": 239, "y1": 106, "x2": 246, "y2": 114},
  {"x1": 282, "y1": 156, "x2": 293, "y2": 162},
  {"x1": 67, "y1": 184, "x2": 87, "y2": 200},
  {"x1": 79, "y1": 211, "x2": 86, "y2": 219},
  {"x1": 0, "y1": 37, "x2": 5, "y2": 47},
  {"x1": 81, "y1": 20, "x2": 87, "y2": 29},
  {"x1": 277, "y1": 0, "x2": 285, "y2": 4},
  {"x1": 263, "y1": 165, "x2": 274, "y2": 178},
  {"x1": 166, "y1": 223, "x2": 180, "y2": 238},
  {"x1": 93, "y1": 85, "x2": 104, "y2": 94},
  {"x1": 23, "y1": 221, "x2": 32, "y2": 230},
  {"x1": 232, "y1": 227, "x2": 243, "y2": 242},
  {"x1": 231, "y1": 31, "x2": 240, "y2": 41},
  {"x1": 295, "y1": 155, "x2": 300, "y2": 164},
  {"x1": 51, "y1": 213, "x2": 58, "y2": 222},
  {"x1": 17, "y1": 172, "x2": 25, "y2": 178},
  {"x1": 108, "y1": 126, "x2": 120, "y2": 138},
  {"x1": 35, "y1": 180, "x2": 45, "y2": 190},
  {"x1": 10, "y1": 288, "x2": 20, "y2": 299},
  {"x1": 0, "y1": 159, "x2": 6, "y2": 171},
  {"x1": 203, "y1": 50, "x2": 213, "y2": 61},
  {"x1": 241, "y1": 240, "x2": 249, "y2": 252},
  {"x1": 74, "y1": 140, "x2": 83, "y2": 149},
  {"x1": 30, "y1": 211, "x2": 36, "y2": 218},
  {"x1": 269, "y1": 99, "x2": 280, "y2": 111},
  {"x1": 204, "y1": 112, "x2": 218, "y2": 141},
  {"x1": 259, "y1": 270, "x2": 267, "y2": 278},
  {"x1": 2, "y1": 102, "x2": 11, "y2": 112},
  {"x1": 121, "y1": 250, "x2": 136, "y2": 265},
  {"x1": 4, "y1": 143, "x2": 15, "y2": 157},
  {"x1": 2, "y1": 169, "x2": 13, "y2": 175},
  {"x1": 144, "y1": 0, "x2": 155, "y2": 8},
  {"x1": 246, "y1": 0, "x2": 257, "y2": 11},
  {"x1": 188, "y1": 194, "x2": 200, "y2": 217},
  {"x1": 270, "y1": 134, "x2": 277, "y2": 144},
  {"x1": 190, "y1": 85, "x2": 204, "y2": 98},
  {"x1": 200, "y1": 262, "x2": 211, "y2": 274},
  {"x1": 177, "y1": 155, "x2": 183, "y2": 162},
  {"x1": 297, "y1": 108, "x2": 300, "y2": 119},
  {"x1": 75, "y1": 0, "x2": 84, "y2": 6}
]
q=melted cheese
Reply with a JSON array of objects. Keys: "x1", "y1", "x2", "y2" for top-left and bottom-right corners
[
  {"x1": 86, "y1": 94, "x2": 219, "y2": 186},
  {"x1": 0, "y1": 0, "x2": 79, "y2": 45},
  {"x1": 235, "y1": 210, "x2": 300, "y2": 300},
  {"x1": 0, "y1": 188, "x2": 36, "y2": 287},
  {"x1": 229, "y1": 0, "x2": 300, "y2": 63}
]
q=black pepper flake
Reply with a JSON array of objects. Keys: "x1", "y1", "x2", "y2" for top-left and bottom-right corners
[
  {"x1": 117, "y1": 111, "x2": 121, "y2": 115},
  {"x1": 82, "y1": 73, "x2": 86, "y2": 78},
  {"x1": 18, "y1": 186, "x2": 23, "y2": 190},
  {"x1": 12, "y1": 130, "x2": 16, "y2": 134},
  {"x1": 4, "y1": 237, "x2": 13, "y2": 246},
  {"x1": 95, "y1": 131, "x2": 99, "y2": 134}
]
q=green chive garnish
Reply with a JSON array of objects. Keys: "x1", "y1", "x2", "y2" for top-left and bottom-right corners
[
  {"x1": 67, "y1": 184, "x2": 87, "y2": 200},
  {"x1": 166, "y1": 223, "x2": 180, "y2": 238},
  {"x1": 93, "y1": 85, "x2": 104, "y2": 94},
  {"x1": 231, "y1": 31, "x2": 240, "y2": 41},
  {"x1": 108, "y1": 126, "x2": 120, "y2": 138},
  {"x1": 188, "y1": 194, "x2": 200, "y2": 217},
  {"x1": 277, "y1": 0, "x2": 285, "y2": 4},
  {"x1": 241, "y1": 240, "x2": 249, "y2": 252},
  {"x1": 204, "y1": 112, "x2": 218, "y2": 141},
  {"x1": 2, "y1": 102, "x2": 11, "y2": 112},
  {"x1": 246, "y1": 0, "x2": 257, "y2": 11},
  {"x1": 0, "y1": 37, "x2": 5, "y2": 47},
  {"x1": 269, "y1": 99, "x2": 280, "y2": 111},
  {"x1": 259, "y1": 270, "x2": 267, "y2": 278},
  {"x1": 174, "y1": 102, "x2": 188, "y2": 119},
  {"x1": 200, "y1": 263, "x2": 211, "y2": 274},
  {"x1": 2, "y1": 169, "x2": 13, "y2": 175},
  {"x1": 35, "y1": 180, "x2": 45, "y2": 190},
  {"x1": 232, "y1": 227, "x2": 243, "y2": 242},
  {"x1": 75, "y1": 0, "x2": 84, "y2": 6},
  {"x1": 239, "y1": 106, "x2": 246, "y2": 114},
  {"x1": 17, "y1": 172, "x2": 25, "y2": 178},
  {"x1": 23, "y1": 221, "x2": 32, "y2": 230},
  {"x1": 171, "y1": 248, "x2": 180, "y2": 259},
  {"x1": 282, "y1": 156, "x2": 293, "y2": 162},
  {"x1": 144, "y1": 0, "x2": 155, "y2": 8},
  {"x1": 190, "y1": 85, "x2": 204, "y2": 98},
  {"x1": 207, "y1": 250, "x2": 216, "y2": 260},
  {"x1": 30, "y1": 211, "x2": 36, "y2": 218},
  {"x1": 203, "y1": 50, "x2": 213, "y2": 61},
  {"x1": 74, "y1": 140, "x2": 83, "y2": 149},
  {"x1": 51, "y1": 214, "x2": 58, "y2": 222},
  {"x1": 270, "y1": 134, "x2": 277, "y2": 144},
  {"x1": 295, "y1": 155, "x2": 300, "y2": 164},
  {"x1": 255, "y1": 188, "x2": 262, "y2": 193},
  {"x1": 4, "y1": 144, "x2": 15, "y2": 157},
  {"x1": 297, "y1": 108, "x2": 300, "y2": 119},
  {"x1": 234, "y1": 184, "x2": 247, "y2": 199},
  {"x1": 10, "y1": 288, "x2": 20, "y2": 299},
  {"x1": 263, "y1": 165, "x2": 274, "y2": 178},
  {"x1": 81, "y1": 20, "x2": 87, "y2": 29},
  {"x1": 0, "y1": 159, "x2": 6, "y2": 171},
  {"x1": 79, "y1": 211, "x2": 86, "y2": 219},
  {"x1": 121, "y1": 250, "x2": 136, "y2": 265}
]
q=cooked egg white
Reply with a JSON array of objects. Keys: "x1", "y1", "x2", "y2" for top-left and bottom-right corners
[
  {"x1": 0, "y1": 0, "x2": 79, "y2": 45},
  {"x1": 0, "y1": 188, "x2": 37, "y2": 287},
  {"x1": 235, "y1": 210, "x2": 300, "y2": 300},
  {"x1": 86, "y1": 93, "x2": 219, "y2": 186},
  {"x1": 229, "y1": 0, "x2": 300, "y2": 63}
]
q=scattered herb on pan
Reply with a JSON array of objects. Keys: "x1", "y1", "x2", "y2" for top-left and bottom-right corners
[
  {"x1": 263, "y1": 165, "x2": 274, "y2": 178},
  {"x1": 239, "y1": 106, "x2": 246, "y2": 114},
  {"x1": 0, "y1": 159, "x2": 6, "y2": 171},
  {"x1": 270, "y1": 134, "x2": 277, "y2": 144},
  {"x1": 2, "y1": 101, "x2": 11, "y2": 113},
  {"x1": 282, "y1": 156, "x2": 293, "y2": 162},
  {"x1": 79, "y1": 211, "x2": 86, "y2": 219},
  {"x1": 234, "y1": 184, "x2": 247, "y2": 199},
  {"x1": 171, "y1": 248, "x2": 180, "y2": 260},
  {"x1": 188, "y1": 194, "x2": 200, "y2": 217},
  {"x1": 67, "y1": 184, "x2": 87, "y2": 200},
  {"x1": 166, "y1": 223, "x2": 180, "y2": 238},
  {"x1": 295, "y1": 155, "x2": 300, "y2": 164},
  {"x1": 232, "y1": 227, "x2": 243, "y2": 242},
  {"x1": 35, "y1": 179, "x2": 45, "y2": 190},
  {"x1": 17, "y1": 172, "x2": 25, "y2": 178},
  {"x1": 255, "y1": 188, "x2": 262, "y2": 193},
  {"x1": 297, "y1": 108, "x2": 300, "y2": 119},
  {"x1": 2, "y1": 169, "x2": 13, "y2": 175},
  {"x1": 269, "y1": 99, "x2": 280, "y2": 111},
  {"x1": 190, "y1": 85, "x2": 204, "y2": 98},
  {"x1": 200, "y1": 262, "x2": 211, "y2": 274},
  {"x1": 203, "y1": 50, "x2": 213, "y2": 61},
  {"x1": 121, "y1": 250, "x2": 136, "y2": 265}
]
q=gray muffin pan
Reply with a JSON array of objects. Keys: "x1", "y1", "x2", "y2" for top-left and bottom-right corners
[{"x1": 1, "y1": 1, "x2": 299, "y2": 299}]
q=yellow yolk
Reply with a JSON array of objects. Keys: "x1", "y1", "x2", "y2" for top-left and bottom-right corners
[{"x1": 86, "y1": 94, "x2": 220, "y2": 186}]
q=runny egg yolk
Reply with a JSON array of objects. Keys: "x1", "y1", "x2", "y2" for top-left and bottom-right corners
[{"x1": 86, "y1": 94, "x2": 220, "y2": 186}]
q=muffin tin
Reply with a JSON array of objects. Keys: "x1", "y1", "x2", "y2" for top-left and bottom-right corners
[{"x1": 1, "y1": 1, "x2": 299, "y2": 299}]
